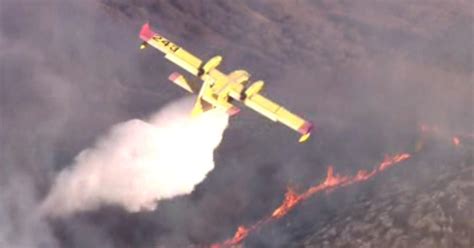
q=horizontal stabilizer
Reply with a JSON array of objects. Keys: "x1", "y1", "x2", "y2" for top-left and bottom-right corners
[{"x1": 168, "y1": 72, "x2": 199, "y2": 93}]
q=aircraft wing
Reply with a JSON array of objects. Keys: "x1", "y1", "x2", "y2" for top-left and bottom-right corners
[
  {"x1": 139, "y1": 23, "x2": 203, "y2": 76},
  {"x1": 240, "y1": 81, "x2": 313, "y2": 142},
  {"x1": 243, "y1": 94, "x2": 313, "y2": 142}
]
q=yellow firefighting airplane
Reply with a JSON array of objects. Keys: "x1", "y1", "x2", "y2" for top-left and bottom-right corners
[{"x1": 139, "y1": 23, "x2": 313, "y2": 142}]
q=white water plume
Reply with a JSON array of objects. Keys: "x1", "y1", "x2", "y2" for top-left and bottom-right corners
[{"x1": 40, "y1": 97, "x2": 229, "y2": 217}]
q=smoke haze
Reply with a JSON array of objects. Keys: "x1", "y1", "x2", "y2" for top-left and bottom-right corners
[{"x1": 1, "y1": 0, "x2": 472, "y2": 247}]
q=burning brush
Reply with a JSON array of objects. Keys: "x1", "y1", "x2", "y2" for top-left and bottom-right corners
[
  {"x1": 209, "y1": 124, "x2": 472, "y2": 247},
  {"x1": 211, "y1": 154, "x2": 411, "y2": 247}
]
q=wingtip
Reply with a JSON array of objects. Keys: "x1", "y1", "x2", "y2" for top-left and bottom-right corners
[
  {"x1": 139, "y1": 22, "x2": 155, "y2": 41},
  {"x1": 298, "y1": 121, "x2": 313, "y2": 134},
  {"x1": 297, "y1": 121, "x2": 313, "y2": 143},
  {"x1": 226, "y1": 106, "x2": 240, "y2": 116}
]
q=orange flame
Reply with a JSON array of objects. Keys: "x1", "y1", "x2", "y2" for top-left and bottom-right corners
[
  {"x1": 218, "y1": 226, "x2": 249, "y2": 246},
  {"x1": 208, "y1": 124, "x2": 472, "y2": 247},
  {"x1": 211, "y1": 153, "x2": 411, "y2": 247},
  {"x1": 420, "y1": 124, "x2": 440, "y2": 134},
  {"x1": 452, "y1": 136, "x2": 461, "y2": 146},
  {"x1": 418, "y1": 124, "x2": 474, "y2": 150},
  {"x1": 272, "y1": 188, "x2": 301, "y2": 218},
  {"x1": 420, "y1": 124, "x2": 473, "y2": 142}
]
